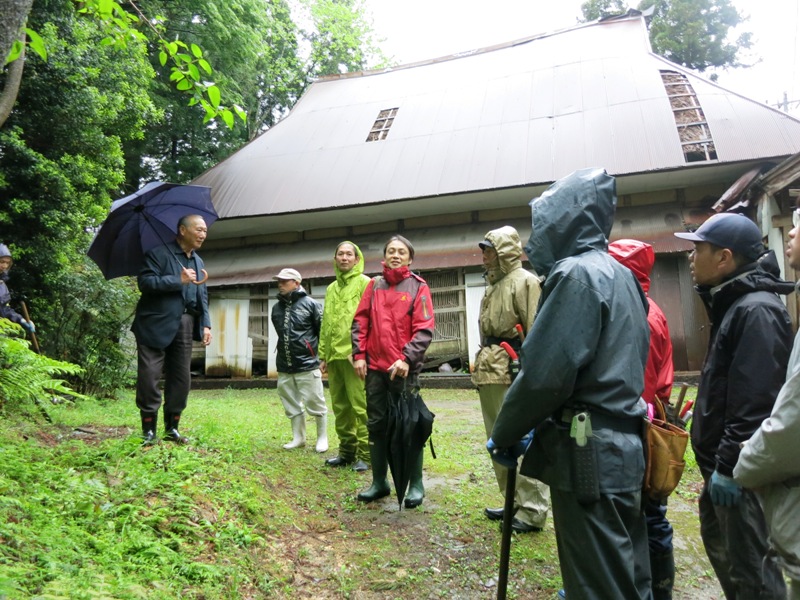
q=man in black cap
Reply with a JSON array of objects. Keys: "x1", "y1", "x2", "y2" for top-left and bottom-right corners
[{"x1": 675, "y1": 212, "x2": 792, "y2": 599}]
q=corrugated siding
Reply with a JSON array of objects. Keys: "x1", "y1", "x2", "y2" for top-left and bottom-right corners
[{"x1": 202, "y1": 203, "x2": 693, "y2": 287}]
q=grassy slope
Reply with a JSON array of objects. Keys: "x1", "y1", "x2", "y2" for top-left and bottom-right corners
[{"x1": 0, "y1": 387, "x2": 721, "y2": 599}]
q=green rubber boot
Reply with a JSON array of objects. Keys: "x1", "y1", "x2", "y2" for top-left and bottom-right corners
[
  {"x1": 404, "y1": 449, "x2": 425, "y2": 509},
  {"x1": 357, "y1": 439, "x2": 391, "y2": 502}
]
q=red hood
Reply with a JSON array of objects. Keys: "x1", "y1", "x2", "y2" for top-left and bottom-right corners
[{"x1": 608, "y1": 239, "x2": 654, "y2": 293}]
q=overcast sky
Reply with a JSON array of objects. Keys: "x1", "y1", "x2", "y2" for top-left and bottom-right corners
[{"x1": 364, "y1": 0, "x2": 800, "y2": 115}]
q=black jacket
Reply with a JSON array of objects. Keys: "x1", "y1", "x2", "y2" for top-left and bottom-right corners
[
  {"x1": 492, "y1": 168, "x2": 650, "y2": 493},
  {"x1": 271, "y1": 286, "x2": 322, "y2": 373},
  {"x1": 131, "y1": 242, "x2": 210, "y2": 349},
  {"x1": 692, "y1": 251, "x2": 794, "y2": 477}
]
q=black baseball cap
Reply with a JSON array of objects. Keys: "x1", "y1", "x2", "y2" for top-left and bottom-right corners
[{"x1": 674, "y1": 213, "x2": 764, "y2": 261}]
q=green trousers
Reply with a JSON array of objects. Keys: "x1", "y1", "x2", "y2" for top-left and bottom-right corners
[
  {"x1": 327, "y1": 360, "x2": 369, "y2": 462},
  {"x1": 479, "y1": 383, "x2": 550, "y2": 528}
]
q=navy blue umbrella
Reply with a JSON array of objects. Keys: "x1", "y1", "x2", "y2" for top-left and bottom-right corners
[{"x1": 87, "y1": 182, "x2": 217, "y2": 279}]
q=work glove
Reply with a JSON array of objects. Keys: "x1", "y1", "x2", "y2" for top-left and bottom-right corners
[
  {"x1": 709, "y1": 470, "x2": 741, "y2": 507},
  {"x1": 21, "y1": 320, "x2": 35, "y2": 334},
  {"x1": 487, "y1": 430, "x2": 534, "y2": 470}
]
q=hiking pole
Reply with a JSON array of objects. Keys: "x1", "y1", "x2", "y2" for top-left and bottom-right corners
[
  {"x1": 20, "y1": 300, "x2": 40, "y2": 353},
  {"x1": 497, "y1": 341, "x2": 522, "y2": 600},
  {"x1": 498, "y1": 462, "x2": 516, "y2": 600}
]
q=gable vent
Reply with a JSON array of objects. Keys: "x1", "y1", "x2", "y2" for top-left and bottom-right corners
[
  {"x1": 366, "y1": 107, "x2": 398, "y2": 142},
  {"x1": 660, "y1": 71, "x2": 717, "y2": 163}
]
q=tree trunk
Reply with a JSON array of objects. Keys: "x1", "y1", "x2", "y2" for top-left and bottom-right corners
[
  {"x1": 0, "y1": 0, "x2": 34, "y2": 128},
  {"x1": 0, "y1": 0, "x2": 34, "y2": 65},
  {"x1": 0, "y1": 34, "x2": 24, "y2": 128}
]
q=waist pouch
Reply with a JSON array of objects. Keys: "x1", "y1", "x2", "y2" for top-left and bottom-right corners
[{"x1": 642, "y1": 399, "x2": 689, "y2": 500}]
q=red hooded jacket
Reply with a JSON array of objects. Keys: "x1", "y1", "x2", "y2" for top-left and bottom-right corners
[
  {"x1": 609, "y1": 239, "x2": 674, "y2": 404},
  {"x1": 351, "y1": 263, "x2": 435, "y2": 374}
]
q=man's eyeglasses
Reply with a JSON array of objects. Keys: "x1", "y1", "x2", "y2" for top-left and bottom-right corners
[{"x1": 794, "y1": 208, "x2": 800, "y2": 229}]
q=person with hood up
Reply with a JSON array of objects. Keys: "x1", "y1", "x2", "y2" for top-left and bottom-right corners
[
  {"x1": 271, "y1": 268, "x2": 328, "y2": 452},
  {"x1": 351, "y1": 235, "x2": 435, "y2": 508},
  {"x1": 0, "y1": 244, "x2": 35, "y2": 334},
  {"x1": 319, "y1": 242, "x2": 371, "y2": 472},
  {"x1": 674, "y1": 213, "x2": 792, "y2": 599},
  {"x1": 489, "y1": 168, "x2": 652, "y2": 599},
  {"x1": 472, "y1": 226, "x2": 550, "y2": 534},
  {"x1": 609, "y1": 239, "x2": 675, "y2": 600},
  {"x1": 734, "y1": 206, "x2": 800, "y2": 600}
]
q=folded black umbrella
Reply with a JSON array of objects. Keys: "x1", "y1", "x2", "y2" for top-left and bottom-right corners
[{"x1": 386, "y1": 381, "x2": 435, "y2": 508}]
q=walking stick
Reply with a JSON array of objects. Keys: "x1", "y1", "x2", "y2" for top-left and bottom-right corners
[
  {"x1": 497, "y1": 340, "x2": 523, "y2": 600},
  {"x1": 498, "y1": 464, "x2": 517, "y2": 600},
  {"x1": 20, "y1": 300, "x2": 40, "y2": 354},
  {"x1": 20, "y1": 300, "x2": 51, "y2": 423}
]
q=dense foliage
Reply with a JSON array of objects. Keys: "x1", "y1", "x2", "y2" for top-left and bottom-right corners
[{"x1": 0, "y1": 0, "x2": 383, "y2": 398}]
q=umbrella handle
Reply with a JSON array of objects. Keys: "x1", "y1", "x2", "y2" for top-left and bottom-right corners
[{"x1": 192, "y1": 269, "x2": 208, "y2": 285}]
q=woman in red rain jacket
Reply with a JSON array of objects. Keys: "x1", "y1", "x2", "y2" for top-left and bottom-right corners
[{"x1": 351, "y1": 235, "x2": 435, "y2": 508}]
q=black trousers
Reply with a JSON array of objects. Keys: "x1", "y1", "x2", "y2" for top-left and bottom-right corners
[
  {"x1": 136, "y1": 313, "x2": 193, "y2": 416},
  {"x1": 364, "y1": 370, "x2": 419, "y2": 439},
  {"x1": 699, "y1": 470, "x2": 786, "y2": 599}
]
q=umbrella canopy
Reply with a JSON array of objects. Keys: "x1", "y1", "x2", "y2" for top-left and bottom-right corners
[
  {"x1": 87, "y1": 182, "x2": 217, "y2": 279},
  {"x1": 386, "y1": 383, "x2": 435, "y2": 507}
]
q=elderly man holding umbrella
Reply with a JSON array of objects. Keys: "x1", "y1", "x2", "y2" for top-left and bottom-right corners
[
  {"x1": 88, "y1": 182, "x2": 218, "y2": 445},
  {"x1": 131, "y1": 214, "x2": 212, "y2": 445}
]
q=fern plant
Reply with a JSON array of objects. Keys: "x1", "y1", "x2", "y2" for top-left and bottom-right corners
[{"x1": 0, "y1": 319, "x2": 87, "y2": 415}]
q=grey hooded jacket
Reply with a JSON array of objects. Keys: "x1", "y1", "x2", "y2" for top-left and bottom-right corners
[
  {"x1": 734, "y1": 287, "x2": 800, "y2": 581},
  {"x1": 491, "y1": 168, "x2": 650, "y2": 493}
]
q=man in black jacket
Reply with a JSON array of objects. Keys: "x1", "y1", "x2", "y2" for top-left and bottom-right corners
[
  {"x1": 271, "y1": 268, "x2": 328, "y2": 452},
  {"x1": 490, "y1": 169, "x2": 651, "y2": 598},
  {"x1": 131, "y1": 215, "x2": 212, "y2": 445},
  {"x1": 675, "y1": 213, "x2": 791, "y2": 599}
]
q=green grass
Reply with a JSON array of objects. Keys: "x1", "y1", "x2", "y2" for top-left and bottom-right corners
[{"x1": 0, "y1": 386, "x2": 712, "y2": 599}]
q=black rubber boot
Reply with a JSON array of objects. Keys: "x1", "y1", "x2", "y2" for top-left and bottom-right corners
[
  {"x1": 651, "y1": 550, "x2": 675, "y2": 600},
  {"x1": 141, "y1": 411, "x2": 158, "y2": 445},
  {"x1": 163, "y1": 412, "x2": 189, "y2": 444},
  {"x1": 404, "y1": 449, "x2": 425, "y2": 508},
  {"x1": 357, "y1": 439, "x2": 391, "y2": 502}
]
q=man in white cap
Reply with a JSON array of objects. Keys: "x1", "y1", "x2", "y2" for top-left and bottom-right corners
[
  {"x1": 674, "y1": 212, "x2": 792, "y2": 599},
  {"x1": 271, "y1": 268, "x2": 328, "y2": 451}
]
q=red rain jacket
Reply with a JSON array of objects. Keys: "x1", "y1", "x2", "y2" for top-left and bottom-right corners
[
  {"x1": 609, "y1": 239, "x2": 674, "y2": 404},
  {"x1": 351, "y1": 263, "x2": 434, "y2": 374}
]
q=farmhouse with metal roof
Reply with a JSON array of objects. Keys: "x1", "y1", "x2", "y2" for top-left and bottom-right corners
[{"x1": 193, "y1": 11, "x2": 800, "y2": 377}]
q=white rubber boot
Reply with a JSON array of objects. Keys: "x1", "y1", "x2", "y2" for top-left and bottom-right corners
[
  {"x1": 315, "y1": 414, "x2": 329, "y2": 453},
  {"x1": 283, "y1": 415, "x2": 306, "y2": 449}
]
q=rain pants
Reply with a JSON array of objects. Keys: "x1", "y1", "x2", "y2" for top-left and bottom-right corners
[{"x1": 319, "y1": 242, "x2": 371, "y2": 462}]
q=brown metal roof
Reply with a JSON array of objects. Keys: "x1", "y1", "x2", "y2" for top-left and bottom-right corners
[{"x1": 194, "y1": 15, "x2": 800, "y2": 237}]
